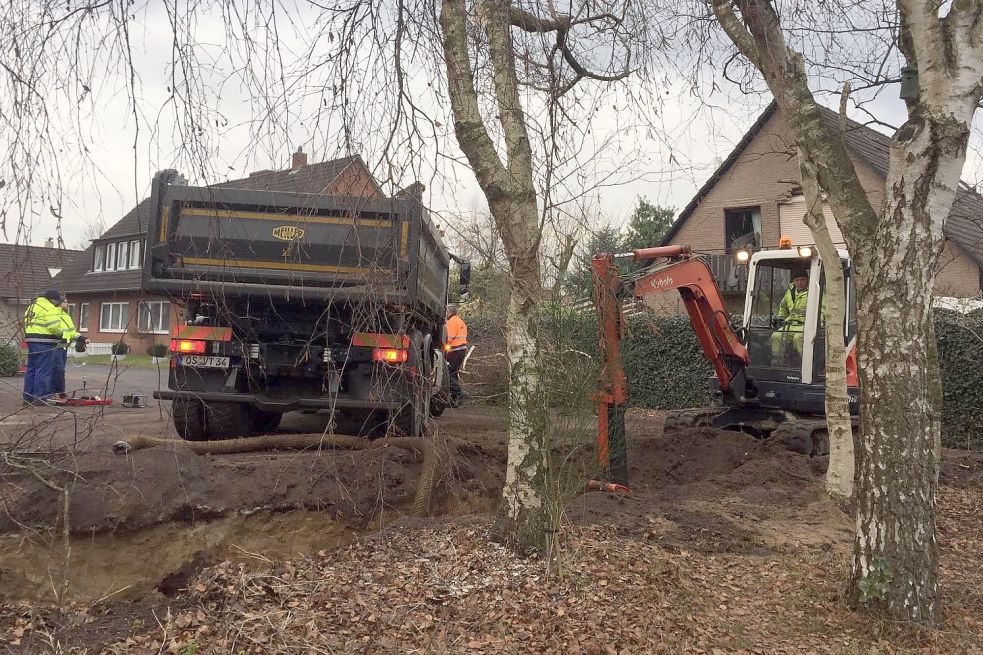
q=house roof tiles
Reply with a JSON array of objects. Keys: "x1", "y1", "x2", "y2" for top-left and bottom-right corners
[{"x1": 662, "y1": 101, "x2": 983, "y2": 267}]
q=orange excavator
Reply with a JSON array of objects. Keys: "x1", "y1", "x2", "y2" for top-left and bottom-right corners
[{"x1": 592, "y1": 243, "x2": 859, "y2": 487}]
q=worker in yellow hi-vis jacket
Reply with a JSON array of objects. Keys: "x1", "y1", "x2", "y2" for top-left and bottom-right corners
[
  {"x1": 771, "y1": 270, "x2": 809, "y2": 364},
  {"x1": 23, "y1": 290, "x2": 76, "y2": 404}
]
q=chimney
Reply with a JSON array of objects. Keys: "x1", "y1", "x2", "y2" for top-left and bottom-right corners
[
  {"x1": 292, "y1": 146, "x2": 308, "y2": 169},
  {"x1": 44, "y1": 237, "x2": 55, "y2": 248},
  {"x1": 396, "y1": 182, "x2": 426, "y2": 201}
]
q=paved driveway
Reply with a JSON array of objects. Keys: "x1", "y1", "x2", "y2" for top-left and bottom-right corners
[{"x1": 1, "y1": 363, "x2": 166, "y2": 408}]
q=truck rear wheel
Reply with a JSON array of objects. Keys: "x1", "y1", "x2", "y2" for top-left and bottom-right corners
[
  {"x1": 395, "y1": 393, "x2": 426, "y2": 437},
  {"x1": 394, "y1": 332, "x2": 429, "y2": 437},
  {"x1": 172, "y1": 397, "x2": 207, "y2": 441},
  {"x1": 202, "y1": 401, "x2": 252, "y2": 439},
  {"x1": 252, "y1": 409, "x2": 282, "y2": 434}
]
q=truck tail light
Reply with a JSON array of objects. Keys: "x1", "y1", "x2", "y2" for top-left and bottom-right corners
[
  {"x1": 372, "y1": 348, "x2": 408, "y2": 364},
  {"x1": 170, "y1": 339, "x2": 206, "y2": 354}
]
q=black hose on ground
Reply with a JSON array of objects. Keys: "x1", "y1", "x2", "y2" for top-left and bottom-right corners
[{"x1": 112, "y1": 434, "x2": 436, "y2": 516}]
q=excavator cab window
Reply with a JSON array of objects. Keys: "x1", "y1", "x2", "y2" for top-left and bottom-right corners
[
  {"x1": 813, "y1": 272, "x2": 828, "y2": 379},
  {"x1": 745, "y1": 261, "x2": 805, "y2": 370},
  {"x1": 813, "y1": 260, "x2": 855, "y2": 381}
]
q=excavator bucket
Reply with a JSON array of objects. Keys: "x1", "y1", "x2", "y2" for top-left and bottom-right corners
[{"x1": 601, "y1": 403, "x2": 629, "y2": 485}]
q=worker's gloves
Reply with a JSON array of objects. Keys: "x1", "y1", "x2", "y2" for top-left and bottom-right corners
[{"x1": 74, "y1": 335, "x2": 89, "y2": 353}]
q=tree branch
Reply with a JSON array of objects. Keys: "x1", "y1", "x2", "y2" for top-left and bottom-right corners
[
  {"x1": 510, "y1": 6, "x2": 632, "y2": 84},
  {"x1": 710, "y1": 0, "x2": 760, "y2": 68},
  {"x1": 716, "y1": 0, "x2": 879, "y2": 252},
  {"x1": 483, "y1": 0, "x2": 535, "y2": 186},
  {"x1": 439, "y1": 0, "x2": 510, "y2": 195}
]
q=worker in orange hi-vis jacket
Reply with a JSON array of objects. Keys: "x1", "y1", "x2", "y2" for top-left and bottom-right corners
[{"x1": 445, "y1": 304, "x2": 468, "y2": 407}]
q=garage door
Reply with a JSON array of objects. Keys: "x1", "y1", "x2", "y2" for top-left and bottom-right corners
[{"x1": 778, "y1": 196, "x2": 845, "y2": 246}]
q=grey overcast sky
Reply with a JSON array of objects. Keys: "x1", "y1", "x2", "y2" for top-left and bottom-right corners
[{"x1": 2, "y1": 1, "x2": 981, "y2": 250}]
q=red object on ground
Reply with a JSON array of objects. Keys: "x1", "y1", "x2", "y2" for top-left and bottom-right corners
[
  {"x1": 52, "y1": 394, "x2": 114, "y2": 407},
  {"x1": 586, "y1": 479, "x2": 632, "y2": 495}
]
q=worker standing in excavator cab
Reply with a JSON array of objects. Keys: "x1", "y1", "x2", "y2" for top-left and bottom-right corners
[
  {"x1": 771, "y1": 269, "x2": 809, "y2": 363},
  {"x1": 445, "y1": 304, "x2": 468, "y2": 407}
]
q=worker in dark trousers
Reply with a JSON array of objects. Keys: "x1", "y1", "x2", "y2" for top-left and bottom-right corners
[
  {"x1": 22, "y1": 290, "x2": 74, "y2": 405},
  {"x1": 51, "y1": 297, "x2": 80, "y2": 399},
  {"x1": 445, "y1": 304, "x2": 468, "y2": 407}
]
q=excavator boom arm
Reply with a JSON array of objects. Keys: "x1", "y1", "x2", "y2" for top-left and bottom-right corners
[
  {"x1": 632, "y1": 258, "x2": 750, "y2": 399},
  {"x1": 591, "y1": 246, "x2": 751, "y2": 487}
]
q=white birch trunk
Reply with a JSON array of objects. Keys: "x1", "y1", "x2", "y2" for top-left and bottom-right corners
[
  {"x1": 846, "y1": 98, "x2": 977, "y2": 623},
  {"x1": 711, "y1": 0, "x2": 983, "y2": 624},
  {"x1": 440, "y1": 0, "x2": 550, "y2": 553},
  {"x1": 799, "y1": 155, "x2": 854, "y2": 502}
]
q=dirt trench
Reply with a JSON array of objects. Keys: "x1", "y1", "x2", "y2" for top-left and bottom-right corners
[{"x1": 0, "y1": 406, "x2": 865, "y2": 605}]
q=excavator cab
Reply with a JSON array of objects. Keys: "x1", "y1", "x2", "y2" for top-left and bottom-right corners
[{"x1": 738, "y1": 246, "x2": 858, "y2": 415}]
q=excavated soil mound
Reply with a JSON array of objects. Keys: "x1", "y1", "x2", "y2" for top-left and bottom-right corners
[
  {"x1": 630, "y1": 427, "x2": 825, "y2": 499},
  {"x1": 566, "y1": 427, "x2": 841, "y2": 554},
  {"x1": 1, "y1": 442, "x2": 424, "y2": 535}
]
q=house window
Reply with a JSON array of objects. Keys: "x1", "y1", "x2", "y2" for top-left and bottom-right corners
[
  {"x1": 725, "y1": 207, "x2": 762, "y2": 252},
  {"x1": 138, "y1": 301, "x2": 170, "y2": 334},
  {"x1": 105, "y1": 242, "x2": 117, "y2": 271},
  {"x1": 79, "y1": 303, "x2": 89, "y2": 331},
  {"x1": 116, "y1": 241, "x2": 129, "y2": 270},
  {"x1": 93, "y1": 245, "x2": 105, "y2": 271},
  {"x1": 66, "y1": 303, "x2": 76, "y2": 322},
  {"x1": 100, "y1": 302, "x2": 129, "y2": 332},
  {"x1": 129, "y1": 240, "x2": 141, "y2": 269}
]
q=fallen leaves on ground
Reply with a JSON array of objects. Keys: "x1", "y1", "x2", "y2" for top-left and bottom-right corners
[{"x1": 51, "y1": 481, "x2": 978, "y2": 654}]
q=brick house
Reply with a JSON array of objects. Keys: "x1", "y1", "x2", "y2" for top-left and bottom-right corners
[
  {"x1": 58, "y1": 150, "x2": 385, "y2": 354},
  {"x1": 657, "y1": 102, "x2": 983, "y2": 312},
  {"x1": 0, "y1": 241, "x2": 82, "y2": 346}
]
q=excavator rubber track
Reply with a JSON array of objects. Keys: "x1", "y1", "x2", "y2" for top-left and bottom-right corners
[
  {"x1": 663, "y1": 408, "x2": 724, "y2": 432},
  {"x1": 771, "y1": 420, "x2": 829, "y2": 456},
  {"x1": 665, "y1": 408, "x2": 834, "y2": 457}
]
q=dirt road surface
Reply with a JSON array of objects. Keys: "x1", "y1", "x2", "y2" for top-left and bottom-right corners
[{"x1": 1, "y1": 380, "x2": 981, "y2": 653}]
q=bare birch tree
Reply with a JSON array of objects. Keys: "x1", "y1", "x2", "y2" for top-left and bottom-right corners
[
  {"x1": 708, "y1": 0, "x2": 983, "y2": 625},
  {"x1": 799, "y1": 152, "x2": 854, "y2": 502},
  {"x1": 441, "y1": 0, "x2": 635, "y2": 551}
]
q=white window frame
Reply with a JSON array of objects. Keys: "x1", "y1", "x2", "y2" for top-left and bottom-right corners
[
  {"x1": 116, "y1": 241, "x2": 129, "y2": 270},
  {"x1": 93, "y1": 245, "x2": 105, "y2": 272},
  {"x1": 138, "y1": 300, "x2": 170, "y2": 334},
  {"x1": 66, "y1": 303, "x2": 76, "y2": 322},
  {"x1": 128, "y1": 239, "x2": 141, "y2": 269},
  {"x1": 79, "y1": 303, "x2": 89, "y2": 332},
  {"x1": 99, "y1": 302, "x2": 129, "y2": 333},
  {"x1": 105, "y1": 242, "x2": 117, "y2": 271}
]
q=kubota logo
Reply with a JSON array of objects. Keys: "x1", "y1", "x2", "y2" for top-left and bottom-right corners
[
  {"x1": 272, "y1": 225, "x2": 305, "y2": 241},
  {"x1": 649, "y1": 275, "x2": 674, "y2": 290}
]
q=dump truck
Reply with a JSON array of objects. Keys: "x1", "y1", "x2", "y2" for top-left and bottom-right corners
[{"x1": 143, "y1": 170, "x2": 465, "y2": 440}]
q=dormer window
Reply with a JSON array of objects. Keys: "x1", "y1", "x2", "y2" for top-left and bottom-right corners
[{"x1": 92, "y1": 239, "x2": 143, "y2": 272}]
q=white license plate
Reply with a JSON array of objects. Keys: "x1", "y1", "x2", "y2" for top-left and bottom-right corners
[{"x1": 178, "y1": 355, "x2": 230, "y2": 369}]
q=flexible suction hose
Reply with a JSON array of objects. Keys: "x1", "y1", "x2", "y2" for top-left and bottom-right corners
[{"x1": 113, "y1": 434, "x2": 435, "y2": 516}]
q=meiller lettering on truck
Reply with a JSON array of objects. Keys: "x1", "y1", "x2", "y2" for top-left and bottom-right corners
[{"x1": 142, "y1": 169, "x2": 468, "y2": 441}]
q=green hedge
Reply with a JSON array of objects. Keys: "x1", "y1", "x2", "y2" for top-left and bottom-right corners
[
  {"x1": 539, "y1": 309, "x2": 712, "y2": 410},
  {"x1": 935, "y1": 309, "x2": 983, "y2": 449},
  {"x1": 466, "y1": 302, "x2": 981, "y2": 449},
  {"x1": 0, "y1": 343, "x2": 19, "y2": 377}
]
